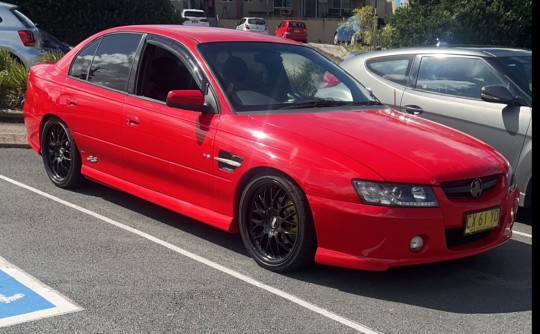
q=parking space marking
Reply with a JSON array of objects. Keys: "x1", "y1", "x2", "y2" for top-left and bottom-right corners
[
  {"x1": 1, "y1": 175, "x2": 383, "y2": 334},
  {"x1": 1, "y1": 174, "x2": 532, "y2": 332},
  {"x1": 0, "y1": 256, "x2": 82, "y2": 328}
]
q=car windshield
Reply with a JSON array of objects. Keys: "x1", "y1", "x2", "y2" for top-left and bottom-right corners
[
  {"x1": 198, "y1": 42, "x2": 377, "y2": 112},
  {"x1": 496, "y1": 55, "x2": 532, "y2": 95}
]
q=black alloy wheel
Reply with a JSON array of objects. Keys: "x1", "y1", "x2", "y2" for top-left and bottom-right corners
[
  {"x1": 41, "y1": 118, "x2": 83, "y2": 189},
  {"x1": 239, "y1": 172, "x2": 316, "y2": 272}
]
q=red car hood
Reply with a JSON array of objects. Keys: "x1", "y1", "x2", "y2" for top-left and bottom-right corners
[{"x1": 248, "y1": 108, "x2": 505, "y2": 184}]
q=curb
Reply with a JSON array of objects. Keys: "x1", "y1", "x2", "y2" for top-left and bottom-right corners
[{"x1": 0, "y1": 109, "x2": 29, "y2": 148}]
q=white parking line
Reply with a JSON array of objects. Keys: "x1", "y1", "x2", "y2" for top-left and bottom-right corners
[
  {"x1": 0, "y1": 175, "x2": 382, "y2": 334},
  {"x1": 512, "y1": 230, "x2": 531, "y2": 238}
]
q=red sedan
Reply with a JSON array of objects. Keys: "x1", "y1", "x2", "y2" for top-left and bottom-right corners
[
  {"x1": 23, "y1": 25, "x2": 520, "y2": 273},
  {"x1": 274, "y1": 19, "x2": 308, "y2": 43}
]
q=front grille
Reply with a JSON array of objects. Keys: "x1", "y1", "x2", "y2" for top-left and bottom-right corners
[{"x1": 441, "y1": 174, "x2": 499, "y2": 200}]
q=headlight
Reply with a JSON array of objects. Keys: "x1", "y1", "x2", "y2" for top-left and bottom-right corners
[{"x1": 352, "y1": 180, "x2": 439, "y2": 207}]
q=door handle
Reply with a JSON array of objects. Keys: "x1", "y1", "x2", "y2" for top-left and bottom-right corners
[
  {"x1": 66, "y1": 97, "x2": 78, "y2": 107},
  {"x1": 126, "y1": 115, "x2": 140, "y2": 126},
  {"x1": 403, "y1": 105, "x2": 423, "y2": 115}
]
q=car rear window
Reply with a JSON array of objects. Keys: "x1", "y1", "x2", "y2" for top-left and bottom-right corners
[
  {"x1": 11, "y1": 9, "x2": 36, "y2": 28},
  {"x1": 290, "y1": 22, "x2": 305, "y2": 28},
  {"x1": 248, "y1": 19, "x2": 265, "y2": 25},
  {"x1": 184, "y1": 11, "x2": 206, "y2": 18}
]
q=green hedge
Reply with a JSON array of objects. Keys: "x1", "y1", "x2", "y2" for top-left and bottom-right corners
[
  {"x1": 0, "y1": 49, "x2": 64, "y2": 110},
  {"x1": 13, "y1": 0, "x2": 183, "y2": 45}
]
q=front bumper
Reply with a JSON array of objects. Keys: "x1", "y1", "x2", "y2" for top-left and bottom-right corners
[{"x1": 308, "y1": 186, "x2": 520, "y2": 271}]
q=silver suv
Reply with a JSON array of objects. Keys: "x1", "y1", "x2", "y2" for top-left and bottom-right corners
[{"x1": 0, "y1": 1, "x2": 43, "y2": 68}]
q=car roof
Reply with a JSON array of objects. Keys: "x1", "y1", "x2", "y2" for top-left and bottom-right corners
[
  {"x1": 242, "y1": 17, "x2": 265, "y2": 20},
  {"x1": 182, "y1": 9, "x2": 205, "y2": 13},
  {"x1": 347, "y1": 46, "x2": 531, "y2": 60},
  {"x1": 81, "y1": 25, "x2": 295, "y2": 45},
  {"x1": 0, "y1": 1, "x2": 16, "y2": 9}
]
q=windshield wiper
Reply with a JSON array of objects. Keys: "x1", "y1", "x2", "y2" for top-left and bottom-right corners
[
  {"x1": 279, "y1": 100, "x2": 383, "y2": 110},
  {"x1": 279, "y1": 100, "x2": 348, "y2": 110},
  {"x1": 347, "y1": 100, "x2": 384, "y2": 106}
]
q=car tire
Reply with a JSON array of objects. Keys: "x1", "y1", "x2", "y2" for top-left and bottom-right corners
[
  {"x1": 41, "y1": 118, "x2": 84, "y2": 189},
  {"x1": 239, "y1": 171, "x2": 317, "y2": 272}
]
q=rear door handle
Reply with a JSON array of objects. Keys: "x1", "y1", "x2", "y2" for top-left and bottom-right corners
[
  {"x1": 126, "y1": 114, "x2": 140, "y2": 127},
  {"x1": 403, "y1": 105, "x2": 423, "y2": 115},
  {"x1": 66, "y1": 97, "x2": 78, "y2": 107}
]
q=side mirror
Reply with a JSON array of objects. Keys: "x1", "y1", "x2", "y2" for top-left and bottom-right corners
[
  {"x1": 166, "y1": 90, "x2": 214, "y2": 113},
  {"x1": 481, "y1": 85, "x2": 515, "y2": 105}
]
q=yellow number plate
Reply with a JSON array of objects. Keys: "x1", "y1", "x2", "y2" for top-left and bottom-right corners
[{"x1": 464, "y1": 207, "x2": 500, "y2": 235}]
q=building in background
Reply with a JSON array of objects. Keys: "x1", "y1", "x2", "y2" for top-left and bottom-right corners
[{"x1": 171, "y1": 0, "x2": 394, "y2": 20}]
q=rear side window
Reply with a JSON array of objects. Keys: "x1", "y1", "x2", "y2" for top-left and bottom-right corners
[
  {"x1": 69, "y1": 33, "x2": 142, "y2": 92},
  {"x1": 415, "y1": 56, "x2": 504, "y2": 99},
  {"x1": 69, "y1": 39, "x2": 100, "y2": 80},
  {"x1": 366, "y1": 56, "x2": 413, "y2": 86}
]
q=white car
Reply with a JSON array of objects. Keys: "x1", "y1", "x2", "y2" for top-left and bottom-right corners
[
  {"x1": 235, "y1": 17, "x2": 268, "y2": 34},
  {"x1": 181, "y1": 9, "x2": 209, "y2": 27}
]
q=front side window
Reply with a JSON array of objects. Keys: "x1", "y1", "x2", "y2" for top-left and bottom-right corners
[
  {"x1": 135, "y1": 43, "x2": 199, "y2": 102},
  {"x1": 496, "y1": 55, "x2": 532, "y2": 95},
  {"x1": 415, "y1": 56, "x2": 504, "y2": 99},
  {"x1": 86, "y1": 33, "x2": 142, "y2": 91}
]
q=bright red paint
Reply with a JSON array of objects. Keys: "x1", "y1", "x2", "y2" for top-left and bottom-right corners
[
  {"x1": 274, "y1": 20, "x2": 308, "y2": 43},
  {"x1": 23, "y1": 25, "x2": 520, "y2": 272}
]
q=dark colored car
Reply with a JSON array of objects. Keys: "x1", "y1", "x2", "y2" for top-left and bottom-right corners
[{"x1": 40, "y1": 29, "x2": 72, "y2": 54}]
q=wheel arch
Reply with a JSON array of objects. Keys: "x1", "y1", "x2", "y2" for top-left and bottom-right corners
[
  {"x1": 232, "y1": 166, "x2": 317, "y2": 244},
  {"x1": 38, "y1": 114, "x2": 65, "y2": 154}
]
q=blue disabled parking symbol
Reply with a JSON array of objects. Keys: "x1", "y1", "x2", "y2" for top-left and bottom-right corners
[{"x1": 0, "y1": 256, "x2": 82, "y2": 328}]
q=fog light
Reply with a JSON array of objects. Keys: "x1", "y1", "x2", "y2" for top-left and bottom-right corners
[{"x1": 410, "y1": 236, "x2": 424, "y2": 252}]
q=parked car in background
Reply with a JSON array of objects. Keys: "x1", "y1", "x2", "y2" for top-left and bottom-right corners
[
  {"x1": 23, "y1": 25, "x2": 519, "y2": 273},
  {"x1": 0, "y1": 1, "x2": 43, "y2": 68},
  {"x1": 274, "y1": 19, "x2": 307, "y2": 43},
  {"x1": 235, "y1": 17, "x2": 268, "y2": 34},
  {"x1": 333, "y1": 16, "x2": 385, "y2": 45},
  {"x1": 340, "y1": 46, "x2": 532, "y2": 209},
  {"x1": 40, "y1": 28, "x2": 72, "y2": 54},
  {"x1": 180, "y1": 9, "x2": 210, "y2": 27}
]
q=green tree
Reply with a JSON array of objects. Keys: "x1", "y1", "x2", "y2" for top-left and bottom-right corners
[
  {"x1": 14, "y1": 0, "x2": 182, "y2": 45},
  {"x1": 382, "y1": 0, "x2": 531, "y2": 49}
]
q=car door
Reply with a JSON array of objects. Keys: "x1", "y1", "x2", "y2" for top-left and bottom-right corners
[
  {"x1": 120, "y1": 36, "x2": 219, "y2": 211},
  {"x1": 275, "y1": 21, "x2": 285, "y2": 37},
  {"x1": 399, "y1": 54, "x2": 531, "y2": 183},
  {"x1": 64, "y1": 32, "x2": 143, "y2": 179}
]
